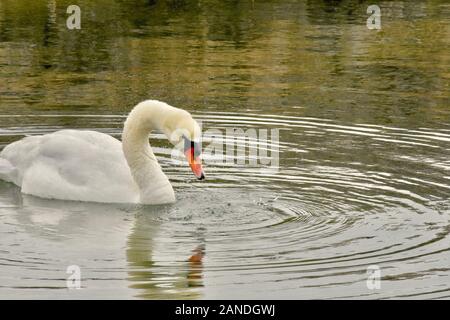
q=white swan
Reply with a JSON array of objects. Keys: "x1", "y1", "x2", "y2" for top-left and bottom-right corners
[{"x1": 0, "y1": 100, "x2": 205, "y2": 205}]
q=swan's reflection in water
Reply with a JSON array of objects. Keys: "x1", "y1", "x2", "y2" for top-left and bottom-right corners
[
  {"x1": 126, "y1": 207, "x2": 205, "y2": 299},
  {"x1": 0, "y1": 181, "x2": 204, "y2": 299}
]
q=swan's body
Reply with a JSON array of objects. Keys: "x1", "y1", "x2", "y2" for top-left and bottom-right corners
[{"x1": 0, "y1": 100, "x2": 204, "y2": 205}]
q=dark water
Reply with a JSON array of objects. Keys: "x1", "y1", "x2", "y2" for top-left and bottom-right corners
[{"x1": 0, "y1": 0, "x2": 449, "y2": 299}]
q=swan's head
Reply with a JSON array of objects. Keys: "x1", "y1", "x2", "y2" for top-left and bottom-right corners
[{"x1": 163, "y1": 109, "x2": 205, "y2": 180}]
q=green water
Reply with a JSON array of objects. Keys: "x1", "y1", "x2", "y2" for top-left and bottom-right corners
[{"x1": 0, "y1": 0, "x2": 449, "y2": 299}]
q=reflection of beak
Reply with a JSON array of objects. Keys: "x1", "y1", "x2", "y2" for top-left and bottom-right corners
[{"x1": 184, "y1": 148, "x2": 205, "y2": 180}]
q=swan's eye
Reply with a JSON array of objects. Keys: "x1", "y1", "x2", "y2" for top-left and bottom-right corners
[
  {"x1": 192, "y1": 141, "x2": 201, "y2": 157},
  {"x1": 183, "y1": 137, "x2": 201, "y2": 157},
  {"x1": 183, "y1": 136, "x2": 205, "y2": 180}
]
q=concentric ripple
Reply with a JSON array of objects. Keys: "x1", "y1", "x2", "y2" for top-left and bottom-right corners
[{"x1": 0, "y1": 111, "x2": 449, "y2": 299}]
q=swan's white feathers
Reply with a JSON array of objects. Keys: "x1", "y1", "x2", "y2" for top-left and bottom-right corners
[
  {"x1": 0, "y1": 157, "x2": 17, "y2": 184},
  {"x1": 0, "y1": 100, "x2": 200, "y2": 204},
  {"x1": 1, "y1": 130, "x2": 139, "y2": 203}
]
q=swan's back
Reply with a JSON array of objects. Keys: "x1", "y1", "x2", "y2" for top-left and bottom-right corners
[{"x1": 0, "y1": 130, "x2": 139, "y2": 203}]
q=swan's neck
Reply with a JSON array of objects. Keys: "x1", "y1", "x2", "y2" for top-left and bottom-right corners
[{"x1": 122, "y1": 101, "x2": 178, "y2": 204}]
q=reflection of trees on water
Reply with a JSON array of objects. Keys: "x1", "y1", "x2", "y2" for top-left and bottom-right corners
[{"x1": 0, "y1": 0, "x2": 448, "y2": 125}]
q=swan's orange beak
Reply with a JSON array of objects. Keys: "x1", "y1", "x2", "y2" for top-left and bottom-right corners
[{"x1": 184, "y1": 139, "x2": 205, "y2": 180}]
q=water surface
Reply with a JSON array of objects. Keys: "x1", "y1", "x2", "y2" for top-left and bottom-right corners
[{"x1": 0, "y1": 0, "x2": 449, "y2": 299}]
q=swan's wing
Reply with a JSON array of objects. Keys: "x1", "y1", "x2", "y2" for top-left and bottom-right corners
[
  {"x1": 0, "y1": 135, "x2": 42, "y2": 186},
  {"x1": 0, "y1": 158, "x2": 18, "y2": 184},
  {"x1": 0, "y1": 130, "x2": 139, "y2": 203}
]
